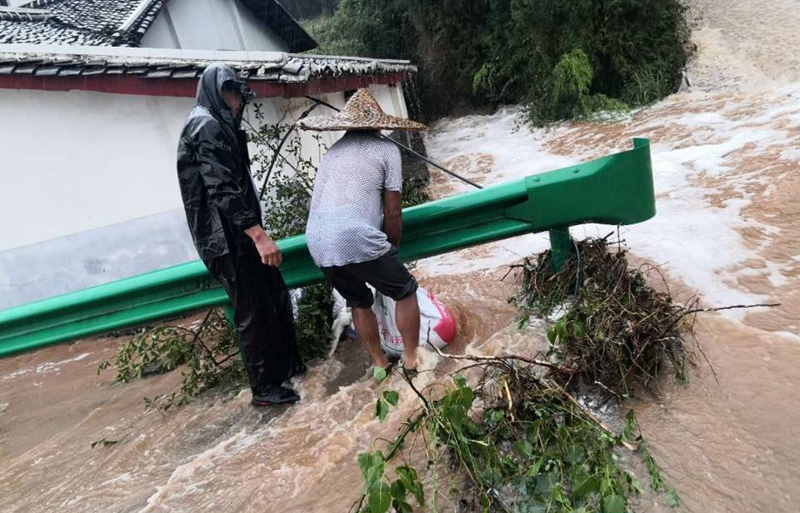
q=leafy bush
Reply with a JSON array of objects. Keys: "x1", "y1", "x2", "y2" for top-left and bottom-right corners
[
  {"x1": 353, "y1": 237, "x2": 690, "y2": 512},
  {"x1": 523, "y1": 49, "x2": 627, "y2": 125},
  {"x1": 295, "y1": 282, "x2": 335, "y2": 361},
  {"x1": 311, "y1": 0, "x2": 690, "y2": 125},
  {"x1": 356, "y1": 369, "x2": 679, "y2": 512},
  {"x1": 98, "y1": 309, "x2": 245, "y2": 410},
  {"x1": 511, "y1": 237, "x2": 691, "y2": 395},
  {"x1": 281, "y1": 0, "x2": 339, "y2": 20}
]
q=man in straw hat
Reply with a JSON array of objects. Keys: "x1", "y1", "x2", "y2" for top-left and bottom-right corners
[
  {"x1": 177, "y1": 63, "x2": 304, "y2": 407},
  {"x1": 301, "y1": 89, "x2": 427, "y2": 376}
]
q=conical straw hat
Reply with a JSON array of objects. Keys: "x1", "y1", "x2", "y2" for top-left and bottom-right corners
[{"x1": 300, "y1": 89, "x2": 427, "y2": 131}]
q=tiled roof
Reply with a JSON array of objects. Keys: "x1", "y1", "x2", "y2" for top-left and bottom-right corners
[
  {"x1": 0, "y1": 0, "x2": 317, "y2": 52},
  {"x1": 0, "y1": 6, "x2": 53, "y2": 22},
  {"x1": 0, "y1": 0, "x2": 162, "y2": 46},
  {"x1": 0, "y1": 44, "x2": 415, "y2": 82}
]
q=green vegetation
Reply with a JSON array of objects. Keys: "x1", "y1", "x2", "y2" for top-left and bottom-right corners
[
  {"x1": 354, "y1": 238, "x2": 690, "y2": 511},
  {"x1": 281, "y1": 0, "x2": 339, "y2": 20},
  {"x1": 511, "y1": 237, "x2": 692, "y2": 395},
  {"x1": 98, "y1": 309, "x2": 246, "y2": 410},
  {"x1": 303, "y1": 0, "x2": 690, "y2": 125},
  {"x1": 357, "y1": 369, "x2": 679, "y2": 512}
]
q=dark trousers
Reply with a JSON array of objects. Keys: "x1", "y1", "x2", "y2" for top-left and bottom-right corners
[{"x1": 205, "y1": 253, "x2": 300, "y2": 393}]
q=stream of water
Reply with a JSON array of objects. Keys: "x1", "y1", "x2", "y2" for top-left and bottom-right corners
[{"x1": 1, "y1": 1, "x2": 799, "y2": 511}]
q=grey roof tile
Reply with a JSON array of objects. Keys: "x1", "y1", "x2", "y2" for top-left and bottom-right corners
[
  {"x1": 58, "y1": 66, "x2": 81, "y2": 75},
  {"x1": 13, "y1": 63, "x2": 37, "y2": 73},
  {"x1": 33, "y1": 65, "x2": 59, "y2": 75},
  {"x1": 145, "y1": 69, "x2": 172, "y2": 78},
  {"x1": 0, "y1": 47, "x2": 417, "y2": 85},
  {"x1": 0, "y1": 0, "x2": 316, "y2": 52}
]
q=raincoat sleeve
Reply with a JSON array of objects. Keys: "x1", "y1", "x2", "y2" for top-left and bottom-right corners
[{"x1": 195, "y1": 125, "x2": 261, "y2": 232}]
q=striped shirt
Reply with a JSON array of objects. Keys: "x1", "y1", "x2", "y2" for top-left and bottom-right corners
[{"x1": 306, "y1": 132, "x2": 402, "y2": 267}]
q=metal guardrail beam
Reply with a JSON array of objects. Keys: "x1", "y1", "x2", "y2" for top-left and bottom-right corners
[{"x1": 0, "y1": 139, "x2": 654, "y2": 357}]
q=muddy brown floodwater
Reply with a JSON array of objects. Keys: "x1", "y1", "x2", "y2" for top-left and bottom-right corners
[
  {"x1": 0, "y1": 269, "x2": 523, "y2": 513},
  {"x1": 3, "y1": 0, "x2": 800, "y2": 511}
]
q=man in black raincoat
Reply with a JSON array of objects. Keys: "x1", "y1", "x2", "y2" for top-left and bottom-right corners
[{"x1": 177, "y1": 63, "x2": 303, "y2": 406}]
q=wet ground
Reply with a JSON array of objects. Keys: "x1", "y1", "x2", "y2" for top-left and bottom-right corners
[
  {"x1": 3, "y1": 1, "x2": 800, "y2": 511},
  {"x1": 0, "y1": 269, "x2": 522, "y2": 513}
]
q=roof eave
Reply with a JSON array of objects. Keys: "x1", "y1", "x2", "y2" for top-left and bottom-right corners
[{"x1": 0, "y1": 44, "x2": 416, "y2": 98}]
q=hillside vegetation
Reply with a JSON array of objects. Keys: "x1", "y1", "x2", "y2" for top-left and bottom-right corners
[{"x1": 289, "y1": 0, "x2": 690, "y2": 125}]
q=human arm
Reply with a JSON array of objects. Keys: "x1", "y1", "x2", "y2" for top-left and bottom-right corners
[
  {"x1": 382, "y1": 144, "x2": 404, "y2": 247},
  {"x1": 383, "y1": 190, "x2": 403, "y2": 247},
  {"x1": 245, "y1": 225, "x2": 282, "y2": 267}
]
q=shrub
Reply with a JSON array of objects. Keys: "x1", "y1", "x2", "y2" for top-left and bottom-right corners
[{"x1": 311, "y1": 0, "x2": 690, "y2": 124}]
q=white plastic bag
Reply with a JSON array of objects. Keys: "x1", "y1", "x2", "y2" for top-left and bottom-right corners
[{"x1": 373, "y1": 287, "x2": 457, "y2": 358}]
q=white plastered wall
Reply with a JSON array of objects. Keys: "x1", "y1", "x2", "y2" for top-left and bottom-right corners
[{"x1": 0, "y1": 83, "x2": 408, "y2": 309}]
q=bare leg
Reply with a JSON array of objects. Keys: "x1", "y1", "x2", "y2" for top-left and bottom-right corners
[
  {"x1": 396, "y1": 294, "x2": 420, "y2": 370},
  {"x1": 351, "y1": 307, "x2": 391, "y2": 369}
]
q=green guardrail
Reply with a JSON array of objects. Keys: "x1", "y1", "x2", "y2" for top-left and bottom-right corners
[{"x1": 0, "y1": 138, "x2": 655, "y2": 357}]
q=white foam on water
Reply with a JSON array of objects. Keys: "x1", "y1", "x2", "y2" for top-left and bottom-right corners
[
  {"x1": 101, "y1": 472, "x2": 132, "y2": 486},
  {"x1": 139, "y1": 428, "x2": 265, "y2": 512},
  {"x1": 421, "y1": 88, "x2": 800, "y2": 317},
  {"x1": 2, "y1": 352, "x2": 93, "y2": 382}
]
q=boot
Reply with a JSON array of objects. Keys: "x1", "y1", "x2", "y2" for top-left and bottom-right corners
[
  {"x1": 246, "y1": 363, "x2": 300, "y2": 406},
  {"x1": 252, "y1": 385, "x2": 300, "y2": 406}
]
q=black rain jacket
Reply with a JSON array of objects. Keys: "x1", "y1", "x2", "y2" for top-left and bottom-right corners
[{"x1": 177, "y1": 63, "x2": 262, "y2": 260}]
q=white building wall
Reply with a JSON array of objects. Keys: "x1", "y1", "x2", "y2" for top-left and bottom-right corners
[
  {"x1": 0, "y1": 83, "x2": 408, "y2": 309},
  {"x1": 140, "y1": 0, "x2": 289, "y2": 52},
  {"x1": 0, "y1": 88, "x2": 193, "y2": 251}
]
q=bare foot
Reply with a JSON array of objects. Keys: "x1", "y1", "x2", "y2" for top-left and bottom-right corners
[{"x1": 402, "y1": 350, "x2": 418, "y2": 372}]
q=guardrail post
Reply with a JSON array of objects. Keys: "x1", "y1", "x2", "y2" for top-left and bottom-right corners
[{"x1": 548, "y1": 226, "x2": 572, "y2": 271}]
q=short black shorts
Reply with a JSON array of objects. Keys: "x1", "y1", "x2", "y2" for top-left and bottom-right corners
[{"x1": 321, "y1": 247, "x2": 418, "y2": 309}]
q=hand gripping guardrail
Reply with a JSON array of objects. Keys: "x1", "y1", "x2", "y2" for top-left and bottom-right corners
[{"x1": 0, "y1": 139, "x2": 655, "y2": 357}]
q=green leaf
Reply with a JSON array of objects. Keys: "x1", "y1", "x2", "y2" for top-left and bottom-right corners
[
  {"x1": 556, "y1": 319, "x2": 568, "y2": 341},
  {"x1": 514, "y1": 440, "x2": 534, "y2": 459},
  {"x1": 368, "y1": 484, "x2": 392, "y2": 513},
  {"x1": 487, "y1": 409, "x2": 505, "y2": 424},
  {"x1": 383, "y1": 390, "x2": 400, "y2": 406},
  {"x1": 547, "y1": 324, "x2": 557, "y2": 344},
  {"x1": 526, "y1": 458, "x2": 545, "y2": 477},
  {"x1": 564, "y1": 443, "x2": 585, "y2": 464},
  {"x1": 602, "y1": 494, "x2": 626, "y2": 513},
  {"x1": 665, "y1": 488, "x2": 680, "y2": 507},
  {"x1": 396, "y1": 465, "x2": 425, "y2": 506},
  {"x1": 443, "y1": 404, "x2": 467, "y2": 430},
  {"x1": 390, "y1": 479, "x2": 406, "y2": 501},
  {"x1": 573, "y1": 475, "x2": 599, "y2": 498},
  {"x1": 373, "y1": 365, "x2": 388, "y2": 381},
  {"x1": 375, "y1": 399, "x2": 390, "y2": 423},
  {"x1": 550, "y1": 485, "x2": 571, "y2": 507},
  {"x1": 357, "y1": 451, "x2": 385, "y2": 490},
  {"x1": 450, "y1": 386, "x2": 474, "y2": 410},
  {"x1": 453, "y1": 374, "x2": 467, "y2": 389}
]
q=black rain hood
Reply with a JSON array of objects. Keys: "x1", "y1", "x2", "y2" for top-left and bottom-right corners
[
  {"x1": 177, "y1": 63, "x2": 263, "y2": 261},
  {"x1": 196, "y1": 63, "x2": 249, "y2": 131}
]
